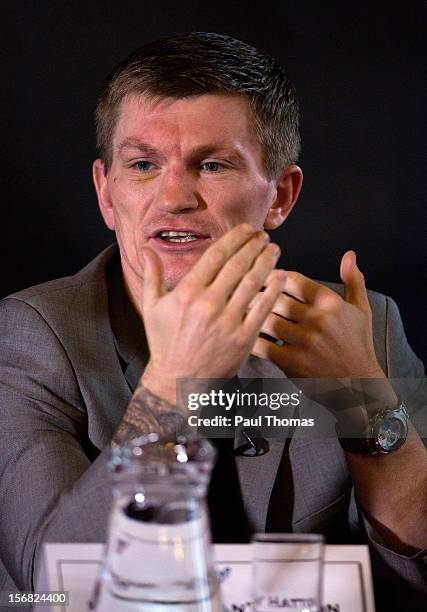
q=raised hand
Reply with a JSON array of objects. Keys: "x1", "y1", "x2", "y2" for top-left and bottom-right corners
[
  {"x1": 252, "y1": 250, "x2": 385, "y2": 379},
  {"x1": 140, "y1": 224, "x2": 286, "y2": 402}
]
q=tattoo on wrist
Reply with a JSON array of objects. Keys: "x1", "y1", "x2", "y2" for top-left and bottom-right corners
[{"x1": 111, "y1": 383, "x2": 188, "y2": 447}]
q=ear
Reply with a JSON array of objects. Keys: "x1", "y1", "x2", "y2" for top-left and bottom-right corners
[
  {"x1": 93, "y1": 159, "x2": 116, "y2": 230},
  {"x1": 264, "y1": 164, "x2": 303, "y2": 230}
]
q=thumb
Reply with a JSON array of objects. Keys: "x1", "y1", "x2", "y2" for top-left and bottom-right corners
[
  {"x1": 140, "y1": 246, "x2": 166, "y2": 306},
  {"x1": 340, "y1": 250, "x2": 370, "y2": 313}
]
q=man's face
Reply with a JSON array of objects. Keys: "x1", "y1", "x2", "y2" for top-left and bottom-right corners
[{"x1": 95, "y1": 93, "x2": 284, "y2": 290}]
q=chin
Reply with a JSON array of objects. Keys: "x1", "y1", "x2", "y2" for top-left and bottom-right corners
[
  {"x1": 162, "y1": 257, "x2": 200, "y2": 291},
  {"x1": 164, "y1": 270, "x2": 187, "y2": 291}
]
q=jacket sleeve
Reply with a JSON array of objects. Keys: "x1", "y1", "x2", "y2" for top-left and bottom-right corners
[
  {"x1": 354, "y1": 295, "x2": 427, "y2": 607},
  {"x1": 0, "y1": 298, "x2": 113, "y2": 591}
]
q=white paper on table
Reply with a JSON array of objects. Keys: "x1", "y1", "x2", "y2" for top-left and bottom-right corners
[
  {"x1": 214, "y1": 544, "x2": 374, "y2": 612},
  {"x1": 35, "y1": 543, "x2": 375, "y2": 612}
]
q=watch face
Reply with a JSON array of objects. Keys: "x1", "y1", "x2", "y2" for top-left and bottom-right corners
[{"x1": 377, "y1": 417, "x2": 405, "y2": 452}]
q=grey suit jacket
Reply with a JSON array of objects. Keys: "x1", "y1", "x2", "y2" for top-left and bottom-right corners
[{"x1": 0, "y1": 245, "x2": 426, "y2": 608}]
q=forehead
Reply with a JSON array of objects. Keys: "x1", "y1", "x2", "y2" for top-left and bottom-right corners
[{"x1": 113, "y1": 93, "x2": 262, "y2": 156}]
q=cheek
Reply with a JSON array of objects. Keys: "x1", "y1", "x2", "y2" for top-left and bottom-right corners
[
  {"x1": 108, "y1": 184, "x2": 152, "y2": 263},
  {"x1": 110, "y1": 182, "x2": 150, "y2": 232},
  {"x1": 213, "y1": 182, "x2": 273, "y2": 228}
]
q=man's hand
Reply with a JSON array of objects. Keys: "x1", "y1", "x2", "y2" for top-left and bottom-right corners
[
  {"x1": 252, "y1": 250, "x2": 385, "y2": 379},
  {"x1": 140, "y1": 224, "x2": 286, "y2": 403}
]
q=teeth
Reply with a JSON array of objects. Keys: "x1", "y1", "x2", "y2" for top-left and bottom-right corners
[
  {"x1": 159, "y1": 231, "x2": 199, "y2": 243},
  {"x1": 160, "y1": 231, "x2": 196, "y2": 237},
  {"x1": 166, "y1": 236, "x2": 198, "y2": 242}
]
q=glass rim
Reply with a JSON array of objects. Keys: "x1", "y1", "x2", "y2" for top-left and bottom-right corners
[{"x1": 252, "y1": 533, "x2": 324, "y2": 544}]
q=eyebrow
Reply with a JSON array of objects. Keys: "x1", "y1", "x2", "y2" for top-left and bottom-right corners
[
  {"x1": 117, "y1": 138, "x2": 159, "y2": 156},
  {"x1": 117, "y1": 137, "x2": 247, "y2": 164}
]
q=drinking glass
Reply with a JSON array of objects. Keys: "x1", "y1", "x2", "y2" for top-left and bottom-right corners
[{"x1": 252, "y1": 533, "x2": 324, "y2": 612}]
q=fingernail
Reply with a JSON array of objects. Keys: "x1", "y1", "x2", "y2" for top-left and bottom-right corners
[
  {"x1": 259, "y1": 231, "x2": 270, "y2": 242},
  {"x1": 270, "y1": 243, "x2": 281, "y2": 257}
]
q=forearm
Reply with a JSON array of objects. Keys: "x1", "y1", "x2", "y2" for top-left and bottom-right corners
[
  {"x1": 111, "y1": 382, "x2": 186, "y2": 447},
  {"x1": 346, "y1": 424, "x2": 427, "y2": 554}
]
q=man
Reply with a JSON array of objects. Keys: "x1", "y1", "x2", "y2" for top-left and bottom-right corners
[{"x1": 0, "y1": 32, "x2": 425, "y2": 609}]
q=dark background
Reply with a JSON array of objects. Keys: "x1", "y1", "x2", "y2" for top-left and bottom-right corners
[{"x1": 2, "y1": 1, "x2": 426, "y2": 364}]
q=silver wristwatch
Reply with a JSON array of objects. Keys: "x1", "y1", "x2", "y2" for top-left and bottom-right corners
[{"x1": 337, "y1": 401, "x2": 409, "y2": 455}]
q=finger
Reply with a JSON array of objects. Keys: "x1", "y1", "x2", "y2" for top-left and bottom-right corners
[
  {"x1": 251, "y1": 336, "x2": 288, "y2": 363},
  {"x1": 270, "y1": 292, "x2": 308, "y2": 323},
  {"x1": 141, "y1": 246, "x2": 166, "y2": 306},
  {"x1": 251, "y1": 337, "x2": 301, "y2": 375},
  {"x1": 226, "y1": 244, "x2": 282, "y2": 317},
  {"x1": 340, "y1": 250, "x2": 371, "y2": 314},
  {"x1": 210, "y1": 230, "x2": 271, "y2": 301},
  {"x1": 246, "y1": 269, "x2": 282, "y2": 311},
  {"x1": 184, "y1": 223, "x2": 255, "y2": 286},
  {"x1": 264, "y1": 268, "x2": 279, "y2": 287},
  {"x1": 283, "y1": 271, "x2": 326, "y2": 304},
  {"x1": 259, "y1": 312, "x2": 303, "y2": 344},
  {"x1": 247, "y1": 268, "x2": 287, "y2": 309},
  {"x1": 242, "y1": 269, "x2": 286, "y2": 334}
]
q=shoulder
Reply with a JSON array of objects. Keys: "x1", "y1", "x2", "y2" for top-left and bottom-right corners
[
  {"x1": 0, "y1": 244, "x2": 119, "y2": 364},
  {"x1": 0, "y1": 244, "x2": 121, "y2": 415},
  {"x1": 3, "y1": 244, "x2": 118, "y2": 311}
]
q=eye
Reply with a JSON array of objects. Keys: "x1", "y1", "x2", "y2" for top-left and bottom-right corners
[
  {"x1": 200, "y1": 161, "x2": 224, "y2": 172},
  {"x1": 132, "y1": 160, "x2": 154, "y2": 172}
]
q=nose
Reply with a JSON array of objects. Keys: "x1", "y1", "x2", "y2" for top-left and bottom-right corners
[{"x1": 155, "y1": 168, "x2": 200, "y2": 213}]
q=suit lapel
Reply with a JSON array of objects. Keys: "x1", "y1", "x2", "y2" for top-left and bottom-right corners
[
  {"x1": 124, "y1": 354, "x2": 147, "y2": 392},
  {"x1": 107, "y1": 258, "x2": 149, "y2": 394}
]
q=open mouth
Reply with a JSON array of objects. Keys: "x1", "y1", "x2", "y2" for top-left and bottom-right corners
[
  {"x1": 151, "y1": 229, "x2": 210, "y2": 248},
  {"x1": 158, "y1": 230, "x2": 201, "y2": 243}
]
